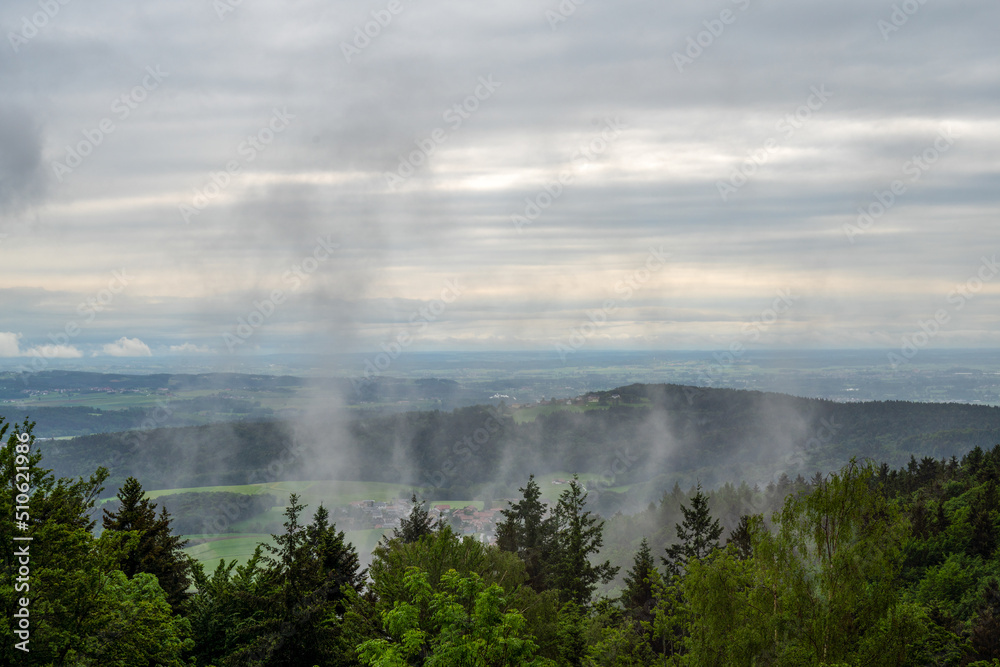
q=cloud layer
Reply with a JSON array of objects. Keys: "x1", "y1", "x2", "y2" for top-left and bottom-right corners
[{"x1": 1, "y1": 0, "x2": 998, "y2": 359}]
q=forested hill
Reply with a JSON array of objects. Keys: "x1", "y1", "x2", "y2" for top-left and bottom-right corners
[{"x1": 38, "y1": 383, "x2": 1000, "y2": 499}]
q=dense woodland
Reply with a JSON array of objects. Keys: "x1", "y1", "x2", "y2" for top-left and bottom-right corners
[
  {"x1": 3, "y1": 412, "x2": 1000, "y2": 665},
  {"x1": 40, "y1": 384, "x2": 1000, "y2": 504}
]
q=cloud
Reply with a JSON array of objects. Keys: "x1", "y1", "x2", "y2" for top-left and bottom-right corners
[
  {"x1": 102, "y1": 337, "x2": 152, "y2": 357},
  {"x1": 2, "y1": 0, "x2": 999, "y2": 352},
  {"x1": 0, "y1": 332, "x2": 22, "y2": 357},
  {"x1": 169, "y1": 342, "x2": 214, "y2": 354},
  {"x1": 0, "y1": 105, "x2": 48, "y2": 217},
  {"x1": 23, "y1": 344, "x2": 83, "y2": 359},
  {"x1": 0, "y1": 333, "x2": 84, "y2": 359}
]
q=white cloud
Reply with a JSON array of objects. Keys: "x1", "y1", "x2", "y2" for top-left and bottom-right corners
[
  {"x1": 102, "y1": 337, "x2": 152, "y2": 357},
  {"x1": 0, "y1": 332, "x2": 22, "y2": 357},
  {"x1": 24, "y1": 344, "x2": 83, "y2": 359},
  {"x1": 0, "y1": 333, "x2": 84, "y2": 358},
  {"x1": 169, "y1": 342, "x2": 213, "y2": 354}
]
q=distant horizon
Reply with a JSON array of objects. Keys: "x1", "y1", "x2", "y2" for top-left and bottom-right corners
[
  {"x1": 5, "y1": 346, "x2": 1000, "y2": 377},
  {"x1": 3, "y1": 1, "x2": 999, "y2": 367}
]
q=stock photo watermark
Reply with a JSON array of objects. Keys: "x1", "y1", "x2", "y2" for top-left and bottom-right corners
[
  {"x1": 556, "y1": 246, "x2": 670, "y2": 361},
  {"x1": 888, "y1": 254, "x2": 997, "y2": 368},
  {"x1": 11, "y1": 429, "x2": 33, "y2": 652},
  {"x1": 878, "y1": 0, "x2": 932, "y2": 41},
  {"x1": 685, "y1": 288, "x2": 797, "y2": 403},
  {"x1": 843, "y1": 126, "x2": 958, "y2": 244},
  {"x1": 341, "y1": 0, "x2": 410, "y2": 62},
  {"x1": 222, "y1": 235, "x2": 339, "y2": 352},
  {"x1": 179, "y1": 107, "x2": 295, "y2": 223},
  {"x1": 784, "y1": 416, "x2": 843, "y2": 470},
  {"x1": 7, "y1": 0, "x2": 72, "y2": 53},
  {"x1": 12, "y1": 269, "x2": 132, "y2": 381},
  {"x1": 511, "y1": 116, "x2": 627, "y2": 233},
  {"x1": 425, "y1": 406, "x2": 505, "y2": 488},
  {"x1": 545, "y1": 0, "x2": 587, "y2": 31},
  {"x1": 672, "y1": 0, "x2": 751, "y2": 73},
  {"x1": 384, "y1": 76, "x2": 502, "y2": 190},
  {"x1": 717, "y1": 85, "x2": 832, "y2": 202},
  {"x1": 351, "y1": 279, "x2": 463, "y2": 389},
  {"x1": 51, "y1": 66, "x2": 169, "y2": 182}
]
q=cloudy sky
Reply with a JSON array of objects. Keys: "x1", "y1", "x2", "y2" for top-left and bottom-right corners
[{"x1": 1, "y1": 0, "x2": 998, "y2": 364}]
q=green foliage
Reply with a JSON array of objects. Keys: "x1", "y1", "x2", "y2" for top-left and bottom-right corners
[
  {"x1": 367, "y1": 524, "x2": 526, "y2": 619},
  {"x1": 102, "y1": 476, "x2": 192, "y2": 612},
  {"x1": 550, "y1": 476, "x2": 619, "y2": 607},
  {"x1": 1, "y1": 416, "x2": 191, "y2": 666},
  {"x1": 67, "y1": 570, "x2": 194, "y2": 666},
  {"x1": 683, "y1": 461, "x2": 926, "y2": 665},
  {"x1": 619, "y1": 538, "x2": 657, "y2": 624},
  {"x1": 218, "y1": 494, "x2": 365, "y2": 666},
  {"x1": 357, "y1": 566, "x2": 546, "y2": 666},
  {"x1": 392, "y1": 494, "x2": 437, "y2": 544},
  {"x1": 662, "y1": 483, "x2": 723, "y2": 579},
  {"x1": 102, "y1": 490, "x2": 278, "y2": 535},
  {"x1": 497, "y1": 474, "x2": 556, "y2": 591},
  {"x1": 45, "y1": 384, "x2": 1000, "y2": 496},
  {"x1": 7, "y1": 407, "x2": 1000, "y2": 666},
  {"x1": 584, "y1": 618, "x2": 660, "y2": 666}
]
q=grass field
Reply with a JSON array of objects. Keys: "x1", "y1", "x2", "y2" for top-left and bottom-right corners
[
  {"x1": 162, "y1": 479, "x2": 443, "y2": 566},
  {"x1": 529, "y1": 472, "x2": 610, "y2": 503},
  {"x1": 162, "y1": 471, "x2": 625, "y2": 567},
  {"x1": 145, "y1": 479, "x2": 418, "y2": 503},
  {"x1": 182, "y1": 528, "x2": 392, "y2": 567}
]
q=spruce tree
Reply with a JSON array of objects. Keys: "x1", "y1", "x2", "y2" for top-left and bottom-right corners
[
  {"x1": 970, "y1": 578, "x2": 1000, "y2": 661},
  {"x1": 620, "y1": 538, "x2": 658, "y2": 624},
  {"x1": 726, "y1": 514, "x2": 754, "y2": 561},
  {"x1": 102, "y1": 476, "x2": 191, "y2": 612},
  {"x1": 230, "y1": 495, "x2": 365, "y2": 666},
  {"x1": 497, "y1": 474, "x2": 556, "y2": 590},
  {"x1": 551, "y1": 475, "x2": 618, "y2": 606},
  {"x1": 393, "y1": 494, "x2": 436, "y2": 543},
  {"x1": 969, "y1": 480, "x2": 998, "y2": 560},
  {"x1": 662, "y1": 483, "x2": 723, "y2": 578}
]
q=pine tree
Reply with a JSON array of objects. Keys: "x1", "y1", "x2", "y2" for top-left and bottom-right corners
[
  {"x1": 970, "y1": 578, "x2": 1000, "y2": 661},
  {"x1": 620, "y1": 538, "x2": 658, "y2": 624},
  {"x1": 393, "y1": 494, "x2": 436, "y2": 543},
  {"x1": 662, "y1": 483, "x2": 723, "y2": 578},
  {"x1": 551, "y1": 475, "x2": 618, "y2": 606},
  {"x1": 969, "y1": 480, "x2": 998, "y2": 559},
  {"x1": 726, "y1": 514, "x2": 754, "y2": 561},
  {"x1": 229, "y1": 494, "x2": 365, "y2": 666},
  {"x1": 497, "y1": 474, "x2": 556, "y2": 590},
  {"x1": 102, "y1": 476, "x2": 191, "y2": 612}
]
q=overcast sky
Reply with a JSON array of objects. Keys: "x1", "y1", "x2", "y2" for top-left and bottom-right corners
[{"x1": 1, "y1": 0, "x2": 998, "y2": 364}]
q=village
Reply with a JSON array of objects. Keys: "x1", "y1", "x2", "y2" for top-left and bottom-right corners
[{"x1": 337, "y1": 497, "x2": 507, "y2": 543}]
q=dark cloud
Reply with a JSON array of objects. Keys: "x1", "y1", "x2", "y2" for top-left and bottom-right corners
[{"x1": 0, "y1": 105, "x2": 47, "y2": 218}]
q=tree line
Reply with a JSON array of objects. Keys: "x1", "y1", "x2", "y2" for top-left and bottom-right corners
[
  {"x1": 3, "y1": 413, "x2": 1000, "y2": 665},
  {"x1": 39, "y1": 383, "x2": 1000, "y2": 500}
]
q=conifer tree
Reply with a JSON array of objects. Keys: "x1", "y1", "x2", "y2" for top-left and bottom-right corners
[
  {"x1": 497, "y1": 474, "x2": 556, "y2": 590},
  {"x1": 662, "y1": 483, "x2": 723, "y2": 578},
  {"x1": 393, "y1": 494, "x2": 436, "y2": 543},
  {"x1": 620, "y1": 538, "x2": 658, "y2": 623},
  {"x1": 726, "y1": 514, "x2": 754, "y2": 561},
  {"x1": 102, "y1": 476, "x2": 191, "y2": 612},
  {"x1": 551, "y1": 475, "x2": 618, "y2": 607},
  {"x1": 228, "y1": 494, "x2": 364, "y2": 666}
]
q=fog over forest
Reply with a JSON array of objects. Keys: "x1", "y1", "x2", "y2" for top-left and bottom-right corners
[{"x1": 3, "y1": 0, "x2": 1000, "y2": 664}]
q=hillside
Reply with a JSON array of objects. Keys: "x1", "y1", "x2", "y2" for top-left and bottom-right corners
[{"x1": 38, "y1": 383, "x2": 1000, "y2": 504}]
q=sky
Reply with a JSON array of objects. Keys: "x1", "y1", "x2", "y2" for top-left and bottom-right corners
[{"x1": 1, "y1": 0, "x2": 999, "y2": 366}]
